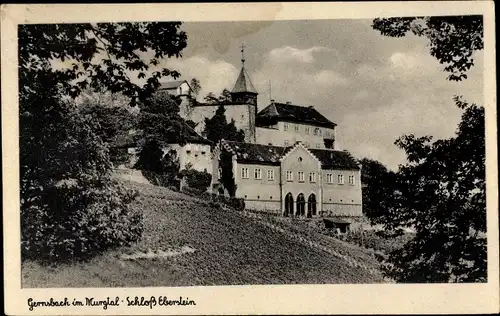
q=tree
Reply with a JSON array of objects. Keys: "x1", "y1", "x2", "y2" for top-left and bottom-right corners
[
  {"x1": 189, "y1": 78, "x2": 201, "y2": 97},
  {"x1": 136, "y1": 91, "x2": 188, "y2": 187},
  {"x1": 19, "y1": 22, "x2": 187, "y2": 262},
  {"x1": 360, "y1": 158, "x2": 400, "y2": 224},
  {"x1": 204, "y1": 92, "x2": 218, "y2": 104},
  {"x1": 379, "y1": 97, "x2": 486, "y2": 282},
  {"x1": 372, "y1": 16, "x2": 483, "y2": 81},
  {"x1": 203, "y1": 105, "x2": 245, "y2": 144},
  {"x1": 218, "y1": 88, "x2": 232, "y2": 104}
]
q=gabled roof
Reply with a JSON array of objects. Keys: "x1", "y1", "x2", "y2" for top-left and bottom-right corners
[
  {"x1": 159, "y1": 80, "x2": 188, "y2": 90},
  {"x1": 221, "y1": 140, "x2": 289, "y2": 165},
  {"x1": 257, "y1": 102, "x2": 336, "y2": 128},
  {"x1": 232, "y1": 67, "x2": 257, "y2": 94},
  {"x1": 309, "y1": 148, "x2": 360, "y2": 170},
  {"x1": 221, "y1": 140, "x2": 359, "y2": 170},
  {"x1": 174, "y1": 122, "x2": 213, "y2": 145}
]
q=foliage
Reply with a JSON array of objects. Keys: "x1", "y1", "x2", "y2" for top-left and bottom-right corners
[
  {"x1": 189, "y1": 78, "x2": 201, "y2": 97},
  {"x1": 203, "y1": 89, "x2": 233, "y2": 104},
  {"x1": 329, "y1": 229, "x2": 414, "y2": 254},
  {"x1": 360, "y1": 158, "x2": 400, "y2": 224},
  {"x1": 136, "y1": 141, "x2": 180, "y2": 188},
  {"x1": 179, "y1": 168, "x2": 212, "y2": 193},
  {"x1": 80, "y1": 104, "x2": 136, "y2": 145},
  {"x1": 372, "y1": 16, "x2": 483, "y2": 81},
  {"x1": 378, "y1": 97, "x2": 486, "y2": 282},
  {"x1": 204, "y1": 92, "x2": 218, "y2": 104},
  {"x1": 219, "y1": 150, "x2": 238, "y2": 197},
  {"x1": 20, "y1": 95, "x2": 142, "y2": 262},
  {"x1": 19, "y1": 22, "x2": 187, "y2": 262},
  {"x1": 203, "y1": 105, "x2": 245, "y2": 144},
  {"x1": 19, "y1": 22, "x2": 187, "y2": 105}
]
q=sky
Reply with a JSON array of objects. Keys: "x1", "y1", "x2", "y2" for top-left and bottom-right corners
[{"x1": 158, "y1": 19, "x2": 483, "y2": 170}]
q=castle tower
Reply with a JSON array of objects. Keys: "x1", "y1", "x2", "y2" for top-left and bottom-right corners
[{"x1": 230, "y1": 45, "x2": 258, "y2": 143}]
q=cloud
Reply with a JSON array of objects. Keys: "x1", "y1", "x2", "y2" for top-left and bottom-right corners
[
  {"x1": 165, "y1": 56, "x2": 239, "y2": 97},
  {"x1": 268, "y1": 46, "x2": 330, "y2": 64},
  {"x1": 312, "y1": 70, "x2": 348, "y2": 86},
  {"x1": 356, "y1": 51, "x2": 440, "y2": 82}
]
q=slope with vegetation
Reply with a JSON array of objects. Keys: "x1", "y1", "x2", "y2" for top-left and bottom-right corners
[{"x1": 22, "y1": 180, "x2": 384, "y2": 287}]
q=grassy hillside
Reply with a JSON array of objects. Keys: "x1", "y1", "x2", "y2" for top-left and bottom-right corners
[{"x1": 22, "y1": 181, "x2": 384, "y2": 287}]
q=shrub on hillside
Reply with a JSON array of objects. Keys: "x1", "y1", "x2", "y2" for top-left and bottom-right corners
[
  {"x1": 136, "y1": 142, "x2": 180, "y2": 188},
  {"x1": 21, "y1": 97, "x2": 142, "y2": 263},
  {"x1": 22, "y1": 181, "x2": 142, "y2": 262},
  {"x1": 179, "y1": 168, "x2": 212, "y2": 193}
]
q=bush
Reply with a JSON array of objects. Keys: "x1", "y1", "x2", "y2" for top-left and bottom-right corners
[
  {"x1": 180, "y1": 168, "x2": 212, "y2": 193},
  {"x1": 20, "y1": 96, "x2": 143, "y2": 262},
  {"x1": 21, "y1": 180, "x2": 142, "y2": 263},
  {"x1": 136, "y1": 141, "x2": 180, "y2": 188}
]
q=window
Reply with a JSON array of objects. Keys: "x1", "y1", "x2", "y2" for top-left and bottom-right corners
[
  {"x1": 254, "y1": 168, "x2": 262, "y2": 179},
  {"x1": 294, "y1": 125, "x2": 299, "y2": 132},
  {"x1": 286, "y1": 170, "x2": 293, "y2": 181},
  {"x1": 298, "y1": 157, "x2": 303, "y2": 162},
  {"x1": 314, "y1": 128, "x2": 320, "y2": 135},
  {"x1": 241, "y1": 167, "x2": 249, "y2": 179},
  {"x1": 186, "y1": 150, "x2": 191, "y2": 154},
  {"x1": 304, "y1": 142, "x2": 309, "y2": 148},
  {"x1": 201, "y1": 151, "x2": 206, "y2": 155},
  {"x1": 326, "y1": 173, "x2": 333, "y2": 183},
  {"x1": 218, "y1": 168, "x2": 222, "y2": 179},
  {"x1": 349, "y1": 175, "x2": 355, "y2": 185},
  {"x1": 309, "y1": 172, "x2": 316, "y2": 183},
  {"x1": 284, "y1": 140, "x2": 289, "y2": 146},
  {"x1": 316, "y1": 143, "x2": 321, "y2": 148},
  {"x1": 298, "y1": 171, "x2": 305, "y2": 182},
  {"x1": 284, "y1": 123, "x2": 289, "y2": 131},
  {"x1": 338, "y1": 174, "x2": 344, "y2": 185},
  {"x1": 305, "y1": 127, "x2": 310, "y2": 134},
  {"x1": 267, "y1": 169, "x2": 275, "y2": 181}
]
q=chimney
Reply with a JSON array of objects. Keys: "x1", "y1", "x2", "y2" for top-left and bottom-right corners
[
  {"x1": 286, "y1": 101, "x2": 291, "y2": 105},
  {"x1": 270, "y1": 99, "x2": 275, "y2": 103}
]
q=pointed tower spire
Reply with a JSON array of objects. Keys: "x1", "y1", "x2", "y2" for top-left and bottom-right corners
[
  {"x1": 241, "y1": 44, "x2": 245, "y2": 65},
  {"x1": 231, "y1": 44, "x2": 258, "y2": 102}
]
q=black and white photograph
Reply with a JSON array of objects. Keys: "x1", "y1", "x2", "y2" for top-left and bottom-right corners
[{"x1": 2, "y1": 2, "x2": 498, "y2": 315}]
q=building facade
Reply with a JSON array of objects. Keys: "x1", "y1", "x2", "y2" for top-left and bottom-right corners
[
  {"x1": 161, "y1": 49, "x2": 362, "y2": 218},
  {"x1": 212, "y1": 140, "x2": 362, "y2": 217}
]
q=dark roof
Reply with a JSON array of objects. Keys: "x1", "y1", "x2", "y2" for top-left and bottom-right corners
[
  {"x1": 221, "y1": 140, "x2": 289, "y2": 165},
  {"x1": 257, "y1": 102, "x2": 336, "y2": 128},
  {"x1": 221, "y1": 140, "x2": 359, "y2": 170},
  {"x1": 159, "y1": 80, "x2": 186, "y2": 90},
  {"x1": 309, "y1": 149, "x2": 360, "y2": 170},
  {"x1": 175, "y1": 122, "x2": 213, "y2": 145},
  {"x1": 232, "y1": 66, "x2": 257, "y2": 94}
]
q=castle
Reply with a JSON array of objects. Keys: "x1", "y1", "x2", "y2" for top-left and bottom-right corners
[{"x1": 159, "y1": 48, "x2": 362, "y2": 218}]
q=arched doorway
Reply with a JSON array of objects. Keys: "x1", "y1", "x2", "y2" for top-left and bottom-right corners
[
  {"x1": 307, "y1": 194, "x2": 317, "y2": 218},
  {"x1": 296, "y1": 193, "x2": 305, "y2": 217},
  {"x1": 284, "y1": 193, "x2": 294, "y2": 217}
]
